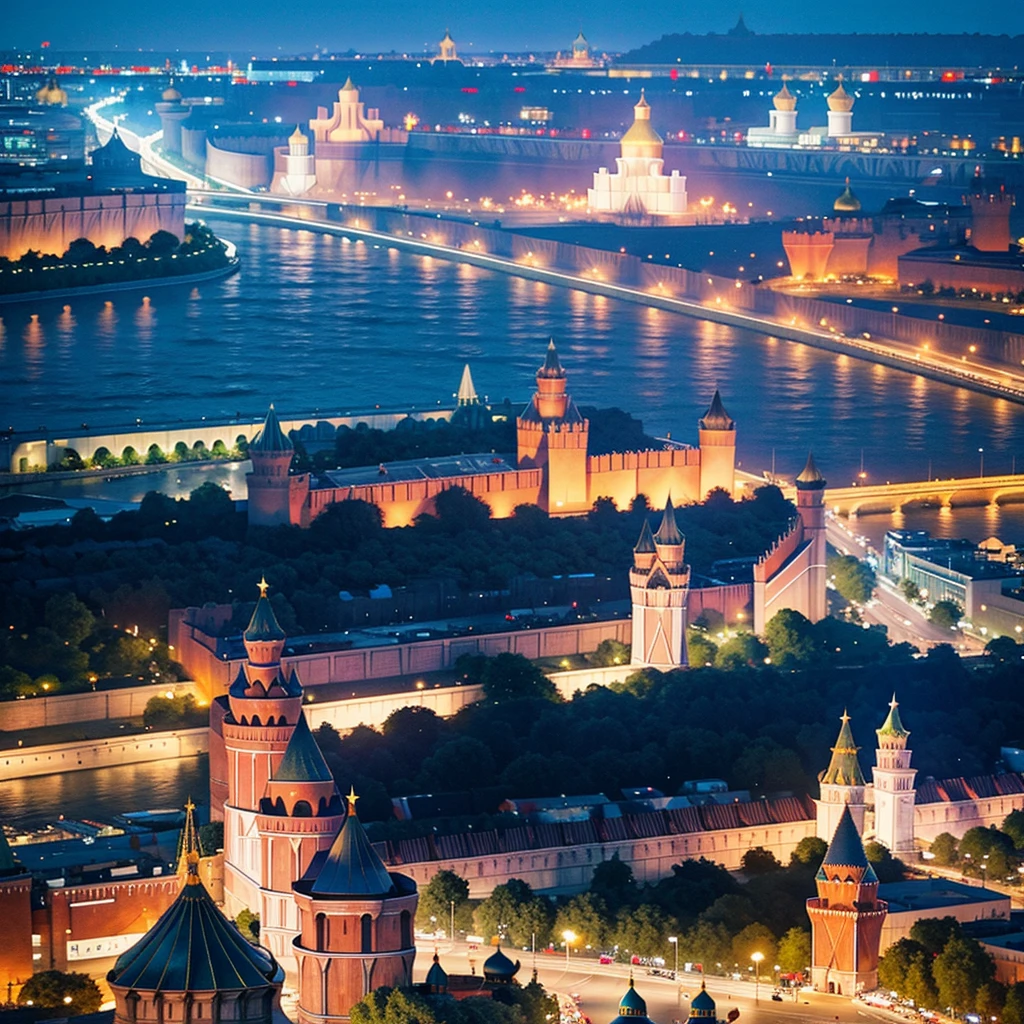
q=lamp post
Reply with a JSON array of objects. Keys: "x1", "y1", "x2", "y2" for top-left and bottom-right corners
[
  {"x1": 450, "y1": 900, "x2": 455, "y2": 944},
  {"x1": 668, "y1": 936, "x2": 678, "y2": 980},
  {"x1": 751, "y1": 952, "x2": 765, "y2": 1003},
  {"x1": 979, "y1": 448, "x2": 985, "y2": 478},
  {"x1": 563, "y1": 930, "x2": 576, "y2": 969}
]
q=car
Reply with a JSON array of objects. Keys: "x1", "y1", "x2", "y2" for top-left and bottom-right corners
[{"x1": 599, "y1": 955, "x2": 614, "y2": 965}]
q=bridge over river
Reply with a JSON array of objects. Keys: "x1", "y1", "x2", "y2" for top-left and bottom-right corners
[{"x1": 826, "y1": 473, "x2": 1024, "y2": 517}]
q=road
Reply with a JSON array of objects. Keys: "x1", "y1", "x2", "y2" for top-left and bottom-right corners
[
  {"x1": 825, "y1": 516, "x2": 982, "y2": 653},
  {"x1": 412, "y1": 945, "x2": 888, "y2": 1024}
]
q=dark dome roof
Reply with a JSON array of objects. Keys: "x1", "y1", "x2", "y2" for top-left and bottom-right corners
[
  {"x1": 483, "y1": 944, "x2": 520, "y2": 980},
  {"x1": 689, "y1": 981, "x2": 716, "y2": 1016},
  {"x1": 425, "y1": 953, "x2": 448, "y2": 989},
  {"x1": 619, "y1": 979, "x2": 647, "y2": 1015},
  {"x1": 274, "y1": 712, "x2": 332, "y2": 782},
  {"x1": 244, "y1": 581, "x2": 287, "y2": 642},
  {"x1": 250, "y1": 404, "x2": 293, "y2": 453},
  {"x1": 310, "y1": 795, "x2": 396, "y2": 897}
]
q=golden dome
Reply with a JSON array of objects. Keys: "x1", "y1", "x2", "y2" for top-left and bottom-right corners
[
  {"x1": 290, "y1": 124, "x2": 307, "y2": 142},
  {"x1": 833, "y1": 178, "x2": 861, "y2": 213},
  {"x1": 773, "y1": 82, "x2": 796, "y2": 112},
  {"x1": 161, "y1": 85, "x2": 182, "y2": 102},
  {"x1": 621, "y1": 90, "x2": 662, "y2": 150},
  {"x1": 35, "y1": 76, "x2": 68, "y2": 107},
  {"x1": 827, "y1": 81, "x2": 854, "y2": 113}
]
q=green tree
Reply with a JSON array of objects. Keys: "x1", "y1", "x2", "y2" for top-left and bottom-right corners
[
  {"x1": 235, "y1": 909, "x2": 260, "y2": 942},
  {"x1": 987, "y1": 636, "x2": 1021, "y2": 663},
  {"x1": 910, "y1": 917, "x2": 963, "y2": 957},
  {"x1": 790, "y1": 836, "x2": 828, "y2": 868},
  {"x1": 899, "y1": 578, "x2": 921, "y2": 602},
  {"x1": 590, "y1": 854, "x2": 637, "y2": 915},
  {"x1": 553, "y1": 892, "x2": 609, "y2": 950},
  {"x1": 18, "y1": 971, "x2": 102, "y2": 1014},
  {"x1": 741, "y1": 847, "x2": 782, "y2": 875},
  {"x1": 474, "y1": 879, "x2": 552, "y2": 947},
  {"x1": 433, "y1": 486, "x2": 492, "y2": 534},
  {"x1": 612, "y1": 903, "x2": 669, "y2": 961},
  {"x1": 481, "y1": 653, "x2": 558, "y2": 704},
  {"x1": 904, "y1": 955, "x2": 940, "y2": 1009},
  {"x1": 590, "y1": 638, "x2": 630, "y2": 667},
  {"x1": 878, "y1": 937, "x2": 926, "y2": 993},
  {"x1": 44, "y1": 591, "x2": 95, "y2": 646},
  {"x1": 199, "y1": 819, "x2": 223, "y2": 854},
  {"x1": 417, "y1": 869, "x2": 471, "y2": 934},
  {"x1": 763, "y1": 608, "x2": 817, "y2": 667},
  {"x1": 864, "y1": 841, "x2": 906, "y2": 883},
  {"x1": 930, "y1": 832, "x2": 959, "y2": 866},
  {"x1": 828, "y1": 554, "x2": 877, "y2": 604},
  {"x1": 143, "y1": 693, "x2": 205, "y2": 729},
  {"x1": 147, "y1": 229, "x2": 180, "y2": 255},
  {"x1": 714, "y1": 633, "x2": 769, "y2": 670},
  {"x1": 731, "y1": 922, "x2": 777, "y2": 971},
  {"x1": 1003, "y1": 982, "x2": 1024, "y2": 1024},
  {"x1": 960, "y1": 826, "x2": 1018, "y2": 879},
  {"x1": 932, "y1": 935, "x2": 995, "y2": 1015},
  {"x1": 687, "y1": 631, "x2": 718, "y2": 668},
  {"x1": 680, "y1": 920, "x2": 731, "y2": 972},
  {"x1": 776, "y1": 927, "x2": 811, "y2": 974},
  {"x1": 1005, "y1": 810, "x2": 1024, "y2": 849},
  {"x1": 929, "y1": 599, "x2": 963, "y2": 630}
]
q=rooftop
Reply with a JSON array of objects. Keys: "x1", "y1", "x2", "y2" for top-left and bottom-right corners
[
  {"x1": 322, "y1": 452, "x2": 516, "y2": 488},
  {"x1": 880, "y1": 878, "x2": 1009, "y2": 914}
]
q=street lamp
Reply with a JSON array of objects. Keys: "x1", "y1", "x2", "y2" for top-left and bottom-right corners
[
  {"x1": 450, "y1": 900, "x2": 456, "y2": 943},
  {"x1": 979, "y1": 447, "x2": 985, "y2": 478},
  {"x1": 751, "y1": 952, "x2": 765, "y2": 1003},
  {"x1": 563, "y1": 930, "x2": 576, "y2": 969},
  {"x1": 668, "y1": 936, "x2": 679, "y2": 980}
]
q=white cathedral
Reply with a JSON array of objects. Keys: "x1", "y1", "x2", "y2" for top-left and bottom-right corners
[{"x1": 588, "y1": 91, "x2": 688, "y2": 218}]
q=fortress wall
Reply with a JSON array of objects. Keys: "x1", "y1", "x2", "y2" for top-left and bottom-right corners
[
  {"x1": 688, "y1": 583, "x2": 754, "y2": 630},
  {"x1": 180, "y1": 125, "x2": 209, "y2": 170},
  {"x1": 587, "y1": 450, "x2": 703, "y2": 510},
  {"x1": 753, "y1": 519, "x2": 803, "y2": 582},
  {"x1": 396, "y1": 819, "x2": 817, "y2": 898},
  {"x1": 206, "y1": 139, "x2": 272, "y2": 190},
  {"x1": 899, "y1": 255, "x2": 1024, "y2": 296},
  {"x1": 761, "y1": 538, "x2": 815, "y2": 624},
  {"x1": 914, "y1": 792, "x2": 1024, "y2": 842}
]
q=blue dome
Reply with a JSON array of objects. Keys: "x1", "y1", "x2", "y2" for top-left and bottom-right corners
[
  {"x1": 619, "y1": 979, "x2": 647, "y2": 1016},
  {"x1": 483, "y1": 944, "x2": 520, "y2": 982},
  {"x1": 689, "y1": 981, "x2": 716, "y2": 1019}
]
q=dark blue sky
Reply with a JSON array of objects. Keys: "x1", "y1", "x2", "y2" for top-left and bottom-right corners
[{"x1": 6, "y1": 0, "x2": 1022, "y2": 55}]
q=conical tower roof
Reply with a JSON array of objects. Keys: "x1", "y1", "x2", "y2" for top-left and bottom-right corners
[
  {"x1": 250, "y1": 404, "x2": 292, "y2": 453},
  {"x1": 827, "y1": 81, "x2": 854, "y2": 113},
  {"x1": 618, "y1": 977, "x2": 647, "y2": 1015},
  {"x1": 425, "y1": 952, "x2": 448, "y2": 990},
  {"x1": 621, "y1": 90, "x2": 663, "y2": 147},
  {"x1": 689, "y1": 979, "x2": 716, "y2": 1017},
  {"x1": 109, "y1": 829, "x2": 281, "y2": 993},
  {"x1": 310, "y1": 790, "x2": 395, "y2": 896},
  {"x1": 654, "y1": 497, "x2": 683, "y2": 546},
  {"x1": 274, "y1": 712, "x2": 333, "y2": 783},
  {"x1": 796, "y1": 451, "x2": 826, "y2": 489},
  {"x1": 877, "y1": 694, "x2": 909, "y2": 740},
  {"x1": 820, "y1": 710, "x2": 865, "y2": 787},
  {"x1": 341, "y1": 76, "x2": 357, "y2": 92},
  {"x1": 634, "y1": 518, "x2": 657, "y2": 554},
  {"x1": 538, "y1": 339, "x2": 566, "y2": 379},
  {"x1": 175, "y1": 798, "x2": 203, "y2": 876},
  {"x1": 244, "y1": 577, "x2": 287, "y2": 643},
  {"x1": 818, "y1": 804, "x2": 877, "y2": 883},
  {"x1": 699, "y1": 389, "x2": 735, "y2": 431},
  {"x1": 457, "y1": 364, "x2": 479, "y2": 405}
]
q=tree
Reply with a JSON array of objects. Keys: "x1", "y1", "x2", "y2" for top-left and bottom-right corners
[
  {"x1": 790, "y1": 836, "x2": 828, "y2": 868},
  {"x1": 481, "y1": 653, "x2": 558, "y2": 703},
  {"x1": 687, "y1": 631, "x2": 718, "y2": 668},
  {"x1": 235, "y1": 909, "x2": 260, "y2": 942},
  {"x1": 731, "y1": 922, "x2": 777, "y2": 970},
  {"x1": 899, "y1": 578, "x2": 921, "y2": 602},
  {"x1": 18, "y1": 971, "x2": 102, "y2": 1014},
  {"x1": 147, "y1": 229, "x2": 181, "y2": 255},
  {"x1": 930, "y1": 832, "x2": 959, "y2": 866},
  {"x1": 776, "y1": 927, "x2": 811, "y2": 973},
  {"x1": 1003, "y1": 982, "x2": 1024, "y2": 1024},
  {"x1": 864, "y1": 840, "x2": 907, "y2": 883},
  {"x1": 987, "y1": 636, "x2": 1022, "y2": 663},
  {"x1": 553, "y1": 892, "x2": 609, "y2": 950},
  {"x1": 878, "y1": 938, "x2": 926, "y2": 993},
  {"x1": 417, "y1": 869, "x2": 471, "y2": 934},
  {"x1": 904, "y1": 955, "x2": 940, "y2": 1009},
  {"x1": 741, "y1": 847, "x2": 782, "y2": 875},
  {"x1": 763, "y1": 609, "x2": 817, "y2": 667},
  {"x1": 929, "y1": 600, "x2": 963, "y2": 630},
  {"x1": 714, "y1": 633, "x2": 768, "y2": 670},
  {"x1": 960, "y1": 826, "x2": 1018, "y2": 879},
  {"x1": 474, "y1": 879, "x2": 552, "y2": 947},
  {"x1": 828, "y1": 554, "x2": 877, "y2": 604},
  {"x1": 910, "y1": 917, "x2": 963, "y2": 957},
  {"x1": 1005, "y1": 810, "x2": 1024, "y2": 850},
  {"x1": 591, "y1": 638, "x2": 630, "y2": 667},
  {"x1": 590, "y1": 854, "x2": 637, "y2": 915},
  {"x1": 433, "y1": 486, "x2": 492, "y2": 534},
  {"x1": 680, "y1": 920, "x2": 731, "y2": 972},
  {"x1": 612, "y1": 903, "x2": 669, "y2": 961},
  {"x1": 44, "y1": 592, "x2": 95, "y2": 646},
  {"x1": 932, "y1": 935, "x2": 995, "y2": 1015}
]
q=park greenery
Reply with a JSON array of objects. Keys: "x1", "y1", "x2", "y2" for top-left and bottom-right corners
[
  {"x1": 0, "y1": 223, "x2": 232, "y2": 296},
  {"x1": 827, "y1": 553, "x2": 877, "y2": 605},
  {"x1": 928, "y1": 818, "x2": 1024, "y2": 881},
  {"x1": 16, "y1": 970, "x2": 103, "y2": 1014},
  {"x1": 351, "y1": 980, "x2": 557, "y2": 1024}
]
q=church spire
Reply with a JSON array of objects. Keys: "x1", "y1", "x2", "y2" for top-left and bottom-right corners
[
  {"x1": 457, "y1": 364, "x2": 479, "y2": 405},
  {"x1": 538, "y1": 338, "x2": 566, "y2": 379},
  {"x1": 821, "y1": 710, "x2": 865, "y2": 787},
  {"x1": 654, "y1": 496, "x2": 683, "y2": 547},
  {"x1": 877, "y1": 694, "x2": 909, "y2": 741}
]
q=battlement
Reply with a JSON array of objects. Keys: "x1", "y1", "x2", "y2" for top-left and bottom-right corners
[
  {"x1": 753, "y1": 517, "x2": 803, "y2": 582},
  {"x1": 588, "y1": 447, "x2": 699, "y2": 473}
]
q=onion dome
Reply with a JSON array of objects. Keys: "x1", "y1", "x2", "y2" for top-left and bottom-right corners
[
  {"x1": 820, "y1": 710, "x2": 865, "y2": 787},
  {"x1": 244, "y1": 577, "x2": 287, "y2": 643},
  {"x1": 796, "y1": 451, "x2": 826, "y2": 490},
  {"x1": 483, "y1": 943, "x2": 520, "y2": 983},
  {"x1": 250, "y1": 403, "x2": 293, "y2": 453},
  {"x1": 162, "y1": 85, "x2": 182, "y2": 102},
  {"x1": 827, "y1": 81, "x2": 854, "y2": 113},
  {"x1": 621, "y1": 90, "x2": 663, "y2": 148},
  {"x1": 610, "y1": 977, "x2": 656, "y2": 1024},
  {"x1": 817, "y1": 804, "x2": 877, "y2": 883},
  {"x1": 634, "y1": 518, "x2": 657, "y2": 554},
  {"x1": 877, "y1": 694, "x2": 910, "y2": 740},
  {"x1": 311, "y1": 790, "x2": 395, "y2": 897},
  {"x1": 290, "y1": 124, "x2": 307, "y2": 143},
  {"x1": 538, "y1": 339, "x2": 567, "y2": 379},
  {"x1": 689, "y1": 979, "x2": 716, "y2": 1019},
  {"x1": 833, "y1": 177, "x2": 861, "y2": 213},
  {"x1": 35, "y1": 76, "x2": 68, "y2": 106},
  {"x1": 109, "y1": 832, "x2": 282, "y2": 994},
  {"x1": 425, "y1": 952, "x2": 449, "y2": 992},
  {"x1": 275, "y1": 712, "x2": 332, "y2": 782},
  {"x1": 773, "y1": 82, "x2": 797, "y2": 112},
  {"x1": 654, "y1": 497, "x2": 683, "y2": 546},
  {"x1": 699, "y1": 389, "x2": 735, "y2": 431}
]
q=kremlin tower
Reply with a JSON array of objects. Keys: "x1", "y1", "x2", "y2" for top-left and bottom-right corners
[
  {"x1": 246, "y1": 405, "x2": 309, "y2": 528},
  {"x1": 697, "y1": 390, "x2": 737, "y2": 499},
  {"x1": 629, "y1": 499, "x2": 691, "y2": 670},
  {"x1": 108, "y1": 803, "x2": 284, "y2": 1024},
  {"x1": 795, "y1": 452, "x2": 828, "y2": 623},
  {"x1": 292, "y1": 790, "x2": 418, "y2": 1023},
  {"x1": 815, "y1": 710, "x2": 867, "y2": 841},
  {"x1": 806, "y1": 805, "x2": 887, "y2": 994},
  {"x1": 279, "y1": 125, "x2": 317, "y2": 196},
  {"x1": 826, "y1": 81, "x2": 855, "y2": 137},
  {"x1": 871, "y1": 695, "x2": 917, "y2": 855},
  {"x1": 516, "y1": 340, "x2": 590, "y2": 514},
  {"x1": 155, "y1": 83, "x2": 189, "y2": 156}
]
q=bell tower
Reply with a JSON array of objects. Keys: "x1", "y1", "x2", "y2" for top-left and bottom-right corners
[
  {"x1": 629, "y1": 499, "x2": 691, "y2": 669},
  {"x1": 807, "y1": 805, "x2": 887, "y2": 995},
  {"x1": 871, "y1": 695, "x2": 916, "y2": 854},
  {"x1": 516, "y1": 340, "x2": 590, "y2": 514},
  {"x1": 815, "y1": 710, "x2": 867, "y2": 841}
]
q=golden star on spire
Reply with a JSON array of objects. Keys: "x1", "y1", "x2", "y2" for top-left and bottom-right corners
[
  {"x1": 347, "y1": 786, "x2": 359, "y2": 814},
  {"x1": 840, "y1": 708, "x2": 850, "y2": 723},
  {"x1": 185, "y1": 796, "x2": 195, "y2": 813},
  {"x1": 890, "y1": 693, "x2": 899, "y2": 709},
  {"x1": 258, "y1": 575, "x2": 269, "y2": 597}
]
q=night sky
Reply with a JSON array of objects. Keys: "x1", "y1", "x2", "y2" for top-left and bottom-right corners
[{"x1": 5, "y1": 0, "x2": 1023, "y2": 57}]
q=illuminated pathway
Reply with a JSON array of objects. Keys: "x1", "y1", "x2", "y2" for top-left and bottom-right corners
[{"x1": 188, "y1": 194, "x2": 1024, "y2": 407}]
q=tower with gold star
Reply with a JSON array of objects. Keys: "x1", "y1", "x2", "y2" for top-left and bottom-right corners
[
  {"x1": 872, "y1": 695, "x2": 916, "y2": 854},
  {"x1": 815, "y1": 710, "x2": 867, "y2": 841}
]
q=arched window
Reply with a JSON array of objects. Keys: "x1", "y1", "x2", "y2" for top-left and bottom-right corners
[
  {"x1": 293, "y1": 800, "x2": 313, "y2": 817},
  {"x1": 400, "y1": 910, "x2": 412, "y2": 949},
  {"x1": 316, "y1": 912, "x2": 327, "y2": 949},
  {"x1": 361, "y1": 913, "x2": 373, "y2": 953}
]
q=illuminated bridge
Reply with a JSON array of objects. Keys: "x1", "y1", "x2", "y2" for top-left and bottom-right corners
[{"x1": 826, "y1": 474, "x2": 1024, "y2": 518}]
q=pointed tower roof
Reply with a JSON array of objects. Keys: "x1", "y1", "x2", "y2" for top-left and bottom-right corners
[
  {"x1": 109, "y1": 838, "x2": 281, "y2": 992},
  {"x1": 820, "y1": 710, "x2": 865, "y2": 787},
  {"x1": 290, "y1": 123, "x2": 307, "y2": 143},
  {"x1": 796, "y1": 451, "x2": 826, "y2": 489},
  {"x1": 0, "y1": 828, "x2": 25, "y2": 878},
  {"x1": 310, "y1": 790, "x2": 395, "y2": 897},
  {"x1": 827, "y1": 80, "x2": 855, "y2": 113},
  {"x1": 634, "y1": 518, "x2": 657, "y2": 554},
  {"x1": 699, "y1": 389, "x2": 735, "y2": 431},
  {"x1": 175, "y1": 797, "x2": 203, "y2": 876},
  {"x1": 818, "y1": 804, "x2": 877, "y2": 882},
  {"x1": 425, "y1": 952, "x2": 448, "y2": 990},
  {"x1": 773, "y1": 81, "x2": 797, "y2": 112},
  {"x1": 622, "y1": 91, "x2": 663, "y2": 148},
  {"x1": 618, "y1": 977, "x2": 647, "y2": 1015},
  {"x1": 244, "y1": 577, "x2": 287, "y2": 642},
  {"x1": 274, "y1": 712, "x2": 333, "y2": 783},
  {"x1": 538, "y1": 339, "x2": 566, "y2": 379},
  {"x1": 877, "y1": 694, "x2": 910, "y2": 740},
  {"x1": 250, "y1": 404, "x2": 292, "y2": 453},
  {"x1": 833, "y1": 177, "x2": 862, "y2": 213},
  {"x1": 689, "y1": 978, "x2": 716, "y2": 1017},
  {"x1": 457, "y1": 364, "x2": 479, "y2": 405},
  {"x1": 654, "y1": 497, "x2": 683, "y2": 546},
  {"x1": 341, "y1": 76, "x2": 357, "y2": 93}
]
